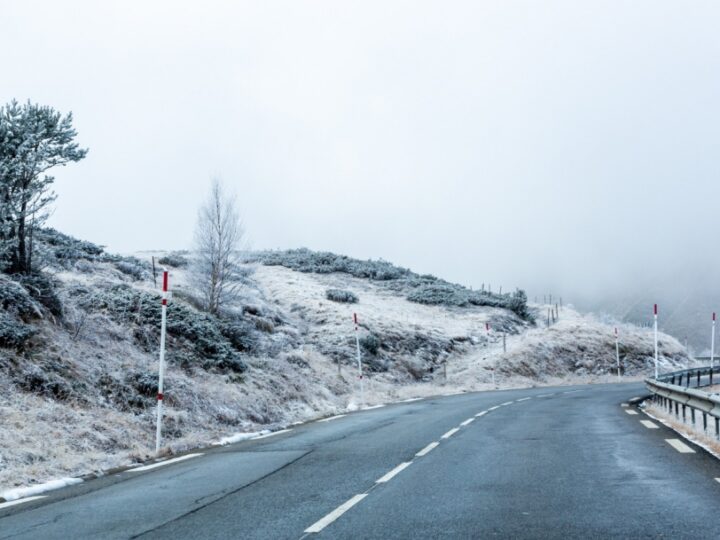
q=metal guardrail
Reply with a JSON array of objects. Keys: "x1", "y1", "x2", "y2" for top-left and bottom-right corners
[{"x1": 645, "y1": 365, "x2": 720, "y2": 437}]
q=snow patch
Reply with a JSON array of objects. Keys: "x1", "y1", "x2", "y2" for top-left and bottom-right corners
[{"x1": 1, "y1": 477, "x2": 83, "y2": 502}]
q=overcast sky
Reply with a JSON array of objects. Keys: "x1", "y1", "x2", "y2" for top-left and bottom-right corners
[{"x1": 2, "y1": 1, "x2": 720, "y2": 304}]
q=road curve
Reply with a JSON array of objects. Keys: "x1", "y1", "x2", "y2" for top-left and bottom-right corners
[{"x1": 2, "y1": 383, "x2": 720, "y2": 539}]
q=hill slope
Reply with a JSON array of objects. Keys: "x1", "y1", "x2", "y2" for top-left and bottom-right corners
[{"x1": 0, "y1": 233, "x2": 688, "y2": 491}]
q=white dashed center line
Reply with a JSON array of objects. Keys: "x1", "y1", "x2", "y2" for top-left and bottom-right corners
[
  {"x1": 441, "y1": 427, "x2": 460, "y2": 439},
  {"x1": 460, "y1": 418, "x2": 474, "y2": 426},
  {"x1": 665, "y1": 439, "x2": 695, "y2": 453},
  {"x1": 488, "y1": 406, "x2": 500, "y2": 411},
  {"x1": 376, "y1": 462, "x2": 412, "y2": 483},
  {"x1": 304, "y1": 494, "x2": 367, "y2": 533},
  {"x1": 501, "y1": 401, "x2": 513, "y2": 406},
  {"x1": 640, "y1": 420, "x2": 659, "y2": 429},
  {"x1": 416, "y1": 442, "x2": 439, "y2": 457},
  {"x1": 516, "y1": 397, "x2": 531, "y2": 402},
  {"x1": 475, "y1": 411, "x2": 487, "y2": 417},
  {"x1": 625, "y1": 410, "x2": 638, "y2": 415}
]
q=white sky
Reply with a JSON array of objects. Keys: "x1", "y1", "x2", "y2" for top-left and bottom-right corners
[{"x1": 2, "y1": 1, "x2": 719, "y2": 303}]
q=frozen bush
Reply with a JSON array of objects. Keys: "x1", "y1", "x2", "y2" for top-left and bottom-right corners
[
  {"x1": 0, "y1": 312, "x2": 34, "y2": 348},
  {"x1": 17, "y1": 273, "x2": 62, "y2": 317},
  {"x1": 360, "y1": 334, "x2": 381, "y2": 355},
  {"x1": 114, "y1": 258, "x2": 150, "y2": 281},
  {"x1": 34, "y1": 228, "x2": 104, "y2": 268},
  {"x1": 326, "y1": 289, "x2": 358, "y2": 303},
  {"x1": 158, "y1": 253, "x2": 189, "y2": 268}
]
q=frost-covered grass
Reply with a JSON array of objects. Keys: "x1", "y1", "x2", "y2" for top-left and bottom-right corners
[
  {"x1": 0, "y1": 241, "x2": 690, "y2": 492},
  {"x1": 644, "y1": 402, "x2": 720, "y2": 459}
]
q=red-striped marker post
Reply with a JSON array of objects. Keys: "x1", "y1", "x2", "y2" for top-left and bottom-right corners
[
  {"x1": 653, "y1": 304, "x2": 658, "y2": 379},
  {"x1": 353, "y1": 313, "x2": 364, "y2": 406},
  {"x1": 155, "y1": 270, "x2": 169, "y2": 454},
  {"x1": 614, "y1": 327, "x2": 621, "y2": 381}
]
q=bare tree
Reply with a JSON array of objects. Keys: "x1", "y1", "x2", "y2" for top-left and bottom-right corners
[{"x1": 191, "y1": 179, "x2": 245, "y2": 315}]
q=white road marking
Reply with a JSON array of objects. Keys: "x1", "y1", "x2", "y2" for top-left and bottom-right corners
[
  {"x1": 376, "y1": 462, "x2": 412, "y2": 483},
  {"x1": 304, "y1": 494, "x2": 367, "y2": 533},
  {"x1": 460, "y1": 418, "x2": 474, "y2": 426},
  {"x1": 640, "y1": 420, "x2": 659, "y2": 429},
  {"x1": 475, "y1": 411, "x2": 487, "y2": 417},
  {"x1": 0, "y1": 496, "x2": 46, "y2": 510},
  {"x1": 714, "y1": 478, "x2": 720, "y2": 485},
  {"x1": 254, "y1": 429, "x2": 292, "y2": 439},
  {"x1": 416, "y1": 442, "x2": 439, "y2": 457},
  {"x1": 501, "y1": 401, "x2": 513, "y2": 406},
  {"x1": 516, "y1": 397, "x2": 531, "y2": 402},
  {"x1": 362, "y1": 404, "x2": 385, "y2": 410},
  {"x1": 441, "y1": 428, "x2": 460, "y2": 439},
  {"x1": 621, "y1": 403, "x2": 629, "y2": 407},
  {"x1": 630, "y1": 396, "x2": 642, "y2": 401},
  {"x1": 318, "y1": 414, "x2": 346, "y2": 423},
  {"x1": 665, "y1": 439, "x2": 696, "y2": 453},
  {"x1": 488, "y1": 406, "x2": 500, "y2": 411},
  {"x1": 625, "y1": 410, "x2": 639, "y2": 415},
  {"x1": 401, "y1": 398, "x2": 422, "y2": 403},
  {"x1": 536, "y1": 394, "x2": 550, "y2": 398},
  {"x1": 129, "y1": 453, "x2": 203, "y2": 472}
]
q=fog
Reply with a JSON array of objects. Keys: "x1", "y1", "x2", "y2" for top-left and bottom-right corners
[{"x1": 2, "y1": 1, "x2": 720, "y2": 345}]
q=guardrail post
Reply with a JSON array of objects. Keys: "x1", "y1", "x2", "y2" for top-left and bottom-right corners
[
  {"x1": 716, "y1": 418, "x2": 719, "y2": 439},
  {"x1": 682, "y1": 404, "x2": 686, "y2": 423},
  {"x1": 697, "y1": 372, "x2": 701, "y2": 387},
  {"x1": 675, "y1": 401, "x2": 679, "y2": 417},
  {"x1": 691, "y1": 407, "x2": 696, "y2": 426}
]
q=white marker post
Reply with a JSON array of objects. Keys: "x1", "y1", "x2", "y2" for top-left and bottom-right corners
[
  {"x1": 615, "y1": 327, "x2": 621, "y2": 381},
  {"x1": 353, "y1": 313, "x2": 364, "y2": 406},
  {"x1": 711, "y1": 312, "x2": 716, "y2": 384},
  {"x1": 155, "y1": 270, "x2": 169, "y2": 454},
  {"x1": 653, "y1": 303, "x2": 658, "y2": 380},
  {"x1": 485, "y1": 322, "x2": 490, "y2": 346}
]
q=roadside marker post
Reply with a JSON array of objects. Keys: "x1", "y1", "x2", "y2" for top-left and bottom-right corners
[
  {"x1": 354, "y1": 313, "x2": 364, "y2": 406},
  {"x1": 155, "y1": 270, "x2": 169, "y2": 454},
  {"x1": 711, "y1": 313, "x2": 716, "y2": 384},
  {"x1": 654, "y1": 304, "x2": 659, "y2": 380},
  {"x1": 615, "y1": 327, "x2": 621, "y2": 381},
  {"x1": 485, "y1": 322, "x2": 490, "y2": 346}
]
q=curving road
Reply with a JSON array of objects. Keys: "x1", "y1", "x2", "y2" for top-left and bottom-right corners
[{"x1": 2, "y1": 383, "x2": 720, "y2": 539}]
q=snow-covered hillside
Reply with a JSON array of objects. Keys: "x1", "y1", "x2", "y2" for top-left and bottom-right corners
[{"x1": 0, "y1": 232, "x2": 689, "y2": 491}]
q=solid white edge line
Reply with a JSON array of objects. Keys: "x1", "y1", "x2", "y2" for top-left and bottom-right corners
[
  {"x1": 318, "y1": 414, "x2": 346, "y2": 423},
  {"x1": 304, "y1": 494, "x2": 368, "y2": 533},
  {"x1": 621, "y1": 403, "x2": 629, "y2": 407},
  {"x1": 0, "y1": 496, "x2": 46, "y2": 510},
  {"x1": 475, "y1": 411, "x2": 487, "y2": 417},
  {"x1": 254, "y1": 429, "x2": 292, "y2": 439},
  {"x1": 665, "y1": 439, "x2": 696, "y2": 453},
  {"x1": 460, "y1": 418, "x2": 474, "y2": 426},
  {"x1": 362, "y1": 404, "x2": 385, "y2": 410},
  {"x1": 640, "y1": 420, "x2": 659, "y2": 429},
  {"x1": 129, "y1": 453, "x2": 203, "y2": 472},
  {"x1": 441, "y1": 428, "x2": 459, "y2": 439},
  {"x1": 376, "y1": 461, "x2": 412, "y2": 483},
  {"x1": 625, "y1": 410, "x2": 639, "y2": 415},
  {"x1": 488, "y1": 406, "x2": 500, "y2": 411},
  {"x1": 516, "y1": 397, "x2": 531, "y2": 402},
  {"x1": 402, "y1": 397, "x2": 422, "y2": 403},
  {"x1": 416, "y1": 442, "x2": 439, "y2": 457},
  {"x1": 714, "y1": 478, "x2": 720, "y2": 484},
  {"x1": 501, "y1": 401, "x2": 513, "y2": 406}
]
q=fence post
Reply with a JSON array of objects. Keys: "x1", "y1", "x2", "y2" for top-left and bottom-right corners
[{"x1": 353, "y1": 313, "x2": 364, "y2": 406}]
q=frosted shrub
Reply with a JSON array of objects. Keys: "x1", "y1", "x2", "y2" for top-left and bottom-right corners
[
  {"x1": 158, "y1": 253, "x2": 189, "y2": 268},
  {"x1": 326, "y1": 289, "x2": 358, "y2": 303}
]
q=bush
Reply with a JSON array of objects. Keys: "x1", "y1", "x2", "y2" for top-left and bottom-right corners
[
  {"x1": 360, "y1": 334, "x2": 381, "y2": 355},
  {"x1": 326, "y1": 289, "x2": 358, "y2": 303},
  {"x1": 34, "y1": 228, "x2": 105, "y2": 267},
  {"x1": 17, "y1": 273, "x2": 62, "y2": 317},
  {"x1": 158, "y1": 253, "x2": 189, "y2": 268},
  {"x1": 0, "y1": 311, "x2": 35, "y2": 348},
  {"x1": 114, "y1": 258, "x2": 150, "y2": 281},
  {"x1": 78, "y1": 284, "x2": 247, "y2": 373}
]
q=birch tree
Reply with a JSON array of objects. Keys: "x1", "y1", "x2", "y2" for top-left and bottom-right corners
[{"x1": 191, "y1": 179, "x2": 245, "y2": 315}]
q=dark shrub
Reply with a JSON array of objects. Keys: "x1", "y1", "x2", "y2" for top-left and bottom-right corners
[
  {"x1": 326, "y1": 289, "x2": 358, "y2": 303},
  {"x1": 360, "y1": 334, "x2": 381, "y2": 355},
  {"x1": 158, "y1": 253, "x2": 189, "y2": 268},
  {"x1": 17, "y1": 273, "x2": 62, "y2": 317}
]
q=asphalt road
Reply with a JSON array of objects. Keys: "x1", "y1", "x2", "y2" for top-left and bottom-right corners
[{"x1": 2, "y1": 383, "x2": 720, "y2": 539}]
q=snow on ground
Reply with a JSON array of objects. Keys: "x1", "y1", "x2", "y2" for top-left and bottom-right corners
[{"x1": 0, "y1": 250, "x2": 689, "y2": 493}]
